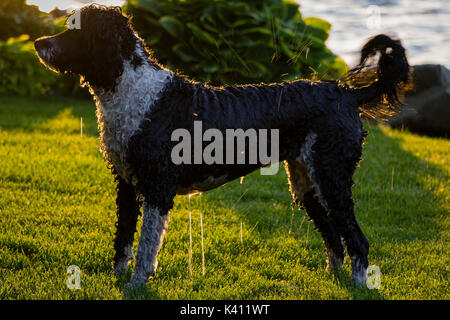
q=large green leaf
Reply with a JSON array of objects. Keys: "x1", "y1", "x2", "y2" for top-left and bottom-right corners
[
  {"x1": 237, "y1": 27, "x2": 273, "y2": 37},
  {"x1": 159, "y1": 16, "x2": 184, "y2": 38},
  {"x1": 186, "y1": 23, "x2": 216, "y2": 45},
  {"x1": 126, "y1": 0, "x2": 347, "y2": 85},
  {"x1": 133, "y1": 0, "x2": 162, "y2": 16},
  {"x1": 172, "y1": 43, "x2": 197, "y2": 62},
  {"x1": 282, "y1": 0, "x2": 301, "y2": 21},
  {"x1": 305, "y1": 17, "x2": 331, "y2": 33},
  {"x1": 202, "y1": 63, "x2": 220, "y2": 73},
  {"x1": 305, "y1": 17, "x2": 331, "y2": 41}
]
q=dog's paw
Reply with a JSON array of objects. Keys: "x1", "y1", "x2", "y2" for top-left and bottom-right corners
[
  {"x1": 351, "y1": 271, "x2": 367, "y2": 287},
  {"x1": 113, "y1": 258, "x2": 132, "y2": 276},
  {"x1": 123, "y1": 277, "x2": 148, "y2": 293},
  {"x1": 350, "y1": 256, "x2": 368, "y2": 287},
  {"x1": 125, "y1": 269, "x2": 151, "y2": 289},
  {"x1": 113, "y1": 245, "x2": 134, "y2": 275}
]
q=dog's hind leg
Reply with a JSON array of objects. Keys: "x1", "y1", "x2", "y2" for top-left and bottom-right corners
[
  {"x1": 302, "y1": 190, "x2": 345, "y2": 269},
  {"x1": 303, "y1": 131, "x2": 369, "y2": 286},
  {"x1": 127, "y1": 202, "x2": 170, "y2": 287},
  {"x1": 321, "y1": 192, "x2": 368, "y2": 286},
  {"x1": 285, "y1": 160, "x2": 345, "y2": 269}
]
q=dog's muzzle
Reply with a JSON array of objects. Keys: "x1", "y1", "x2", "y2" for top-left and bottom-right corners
[{"x1": 34, "y1": 37, "x2": 56, "y2": 63}]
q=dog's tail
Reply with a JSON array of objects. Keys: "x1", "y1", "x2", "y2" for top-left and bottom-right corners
[{"x1": 348, "y1": 34, "x2": 410, "y2": 119}]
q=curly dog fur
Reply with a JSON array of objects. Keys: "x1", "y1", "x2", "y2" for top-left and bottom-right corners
[{"x1": 35, "y1": 5, "x2": 409, "y2": 288}]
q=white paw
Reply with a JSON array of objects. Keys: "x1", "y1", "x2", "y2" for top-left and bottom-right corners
[
  {"x1": 124, "y1": 276, "x2": 147, "y2": 292},
  {"x1": 350, "y1": 256, "x2": 368, "y2": 286},
  {"x1": 113, "y1": 258, "x2": 131, "y2": 275},
  {"x1": 113, "y1": 245, "x2": 134, "y2": 275}
]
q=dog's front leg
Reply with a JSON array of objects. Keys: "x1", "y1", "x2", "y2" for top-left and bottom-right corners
[
  {"x1": 113, "y1": 174, "x2": 141, "y2": 275},
  {"x1": 127, "y1": 202, "x2": 170, "y2": 288}
]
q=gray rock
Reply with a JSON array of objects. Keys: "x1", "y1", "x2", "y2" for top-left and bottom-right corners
[{"x1": 389, "y1": 64, "x2": 450, "y2": 137}]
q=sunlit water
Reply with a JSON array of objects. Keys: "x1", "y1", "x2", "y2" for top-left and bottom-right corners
[
  {"x1": 297, "y1": 0, "x2": 450, "y2": 67},
  {"x1": 28, "y1": 0, "x2": 449, "y2": 67},
  {"x1": 26, "y1": 0, "x2": 125, "y2": 13}
]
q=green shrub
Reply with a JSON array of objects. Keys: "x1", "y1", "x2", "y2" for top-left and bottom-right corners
[
  {"x1": 125, "y1": 0, "x2": 347, "y2": 85},
  {"x1": 0, "y1": 0, "x2": 59, "y2": 41},
  {"x1": 0, "y1": 35, "x2": 82, "y2": 96},
  {"x1": 0, "y1": 1, "x2": 83, "y2": 97}
]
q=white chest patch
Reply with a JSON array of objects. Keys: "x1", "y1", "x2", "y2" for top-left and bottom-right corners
[{"x1": 93, "y1": 58, "x2": 172, "y2": 182}]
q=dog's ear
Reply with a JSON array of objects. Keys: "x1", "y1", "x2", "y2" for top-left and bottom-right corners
[{"x1": 82, "y1": 7, "x2": 136, "y2": 91}]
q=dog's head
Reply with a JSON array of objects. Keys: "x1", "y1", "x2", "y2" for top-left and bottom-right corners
[{"x1": 35, "y1": 5, "x2": 143, "y2": 91}]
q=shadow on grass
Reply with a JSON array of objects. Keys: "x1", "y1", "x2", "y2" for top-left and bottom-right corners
[
  {"x1": 114, "y1": 269, "x2": 162, "y2": 300},
  {"x1": 0, "y1": 95, "x2": 98, "y2": 137},
  {"x1": 206, "y1": 123, "x2": 446, "y2": 239},
  {"x1": 192, "y1": 123, "x2": 447, "y2": 299},
  {"x1": 330, "y1": 268, "x2": 385, "y2": 300}
]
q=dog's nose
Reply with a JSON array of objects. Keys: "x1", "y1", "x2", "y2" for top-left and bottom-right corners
[{"x1": 34, "y1": 38, "x2": 52, "y2": 52}]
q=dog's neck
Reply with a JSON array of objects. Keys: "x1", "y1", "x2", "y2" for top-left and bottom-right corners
[{"x1": 92, "y1": 44, "x2": 173, "y2": 181}]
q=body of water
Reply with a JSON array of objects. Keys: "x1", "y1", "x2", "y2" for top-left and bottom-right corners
[{"x1": 297, "y1": 0, "x2": 450, "y2": 67}]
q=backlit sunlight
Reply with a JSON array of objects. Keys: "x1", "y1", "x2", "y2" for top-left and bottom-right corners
[{"x1": 26, "y1": 0, "x2": 126, "y2": 13}]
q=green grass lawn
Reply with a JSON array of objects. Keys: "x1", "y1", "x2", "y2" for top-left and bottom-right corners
[{"x1": 0, "y1": 95, "x2": 448, "y2": 300}]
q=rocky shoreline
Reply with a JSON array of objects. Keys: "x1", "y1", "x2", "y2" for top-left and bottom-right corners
[{"x1": 389, "y1": 64, "x2": 450, "y2": 138}]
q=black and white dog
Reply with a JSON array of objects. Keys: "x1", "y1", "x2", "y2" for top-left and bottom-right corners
[{"x1": 35, "y1": 5, "x2": 409, "y2": 288}]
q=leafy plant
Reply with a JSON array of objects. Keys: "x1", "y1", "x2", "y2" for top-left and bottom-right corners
[
  {"x1": 125, "y1": 0, "x2": 347, "y2": 85},
  {"x1": 0, "y1": 35, "x2": 82, "y2": 96},
  {"x1": 0, "y1": 0, "x2": 59, "y2": 41}
]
